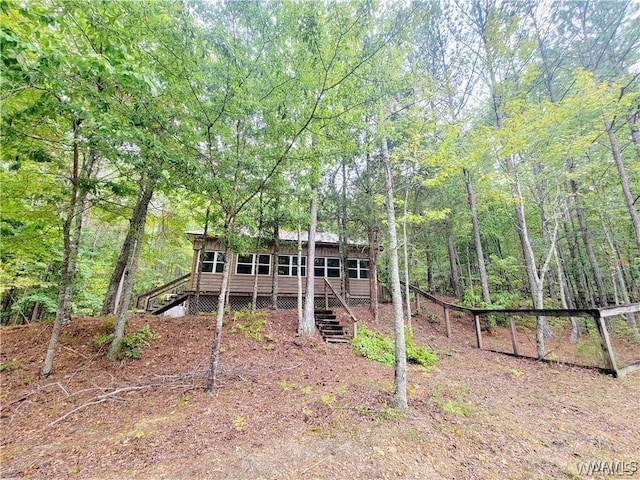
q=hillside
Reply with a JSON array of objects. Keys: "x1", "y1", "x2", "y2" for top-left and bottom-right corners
[{"x1": 1, "y1": 304, "x2": 638, "y2": 480}]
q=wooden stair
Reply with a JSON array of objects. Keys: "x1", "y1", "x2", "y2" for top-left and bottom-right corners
[
  {"x1": 151, "y1": 293, "x2": 188, "y2": 315},
  {"x1": 314, "y1": 309, "x2": 350, "y2": 344}
]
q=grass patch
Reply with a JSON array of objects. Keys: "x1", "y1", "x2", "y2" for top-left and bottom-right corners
[
  {"x1": 230, "y1": 309, "x2": 268, "y2": 342},
  {"x1": 0, "y1": 360, "x2": 19, "y2": 373},
  {"x1": 352, "y1": 325, "x2": 436, "y2": 367},
  {"x1": 94, "y1": 324, "x2": 160, "y2": 359}
]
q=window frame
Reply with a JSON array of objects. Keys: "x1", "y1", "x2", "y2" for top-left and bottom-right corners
[
  {"x1": 200, "y1": 251, "x2": 225, "y2": 274},
  {"x1": 235, "y1": 253, "x2": 271, "y2": 275},
  {"x1": 277, "y1": 255, "x2": 307, "y2": 277},
  {"x1": 347, "y1": 258, "x2": 370, "y2": 279},
  {"x1": 314, "y1": 257, "x2": 341, "y2": 278}
]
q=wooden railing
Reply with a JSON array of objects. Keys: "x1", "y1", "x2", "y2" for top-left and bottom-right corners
[
  {"x1": 323, "y1": 278, "x2": 359, "y2": 339},
  {"x1": 135, "y1": 273, "x2": 190, "y2": 311},
  {"x1": 403, "y1": 282, "x2": 640, "y2": 378}
]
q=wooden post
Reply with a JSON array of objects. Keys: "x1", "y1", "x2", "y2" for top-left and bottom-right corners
[
  {"x1": 353, "y1": 321, "x2": 357, "y2": 340},
  {"x1": 474, "y1": 314, "x2": 483, "y2": 349},
  {"x1": 415, "y1": 291, "x2": 420, "y2": 313},
  {"x1": 507, "y1": 315, "x2": 519, "y2": 356},
  {"x1": 594, "y1": 313, "x2": 619, "y2": 375},
  {"x1": 444, "y1": 307, "x2": 451, "y2": 338},
  {"x1": 324, "y1": 280, "x2": 329, "y2": 310}
]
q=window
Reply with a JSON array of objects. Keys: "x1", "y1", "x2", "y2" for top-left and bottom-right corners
[
  {"x1": 348, "y1": 259, "x2": 370, "y2": 279},
  {"x1": 201, "y1": 251, "x2": 225, "y2": 273},
  {"x1": 314, "y1": 257, "x2": 341, "y2": 278},
  {"x1": 277, "y1": 255, "x2": 306, "y2": 276},
  {"x1": 236, "y1": 253, "x2": 271, "y2": 275}
]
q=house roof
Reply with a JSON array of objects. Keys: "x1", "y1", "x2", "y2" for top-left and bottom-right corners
[{"x1": 185, "y1": 230, "x2": 366, "y2": 246}]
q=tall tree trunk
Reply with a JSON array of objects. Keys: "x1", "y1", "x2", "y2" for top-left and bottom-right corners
[
  {"x1": 426, "y1": 248, "x2": 434, "y2": 293},
  {"x1": 604, "y1": 117, "x2": 640, "y2": 253},
  {"x1": 251, "y1": 195, "x2": 265, "y2": 314},
  {"x1": 446, "y1": 231, "x2": 461, "y2": 298},
  {"x1": 367, "y1": 226, "x2": 379, "y2": 321},
  {"x1": 340, "y1": 158, "x2": 350, "y2": 300},
  {"x1": 297, "y1": 207, "x2": 304, "y2": 322},
  {"x1": 271, "y1": 223, "x2": 280, "y2": 309},
  {"x1": 207, "y1": 234, "x2": 233, "y2": 394},
  {"x1": 505, "y1": 152, "x2": 551, "y2": 358},
  {"x1": 41, "y1": 119, "x2": 84, "y2": 378},
  {"x1": 381, "y1": 136, "x2": 407, "y2": 410},
  {"x1": 107, "y1": 175, "x2": 155, "y2": 359},
  {"x1": 402, "y1": 180, "x2": 412, "y2": 333},
  {"x1": 464, "y1": 168, "x2": 491, "y2": 303},
  {"x1": 555, "y1": 248, "x2": 580, "y2": 343},
  {"x1": 629, "y1": 107, "x2": 640, "y2": 159},
  {"x1": 102, "y1": 174, "x2": 156, "y2": 315},
  {"x1": 300, "y1": 186, "x2": 318, "y2": 337},
  {"x1": 570, "y1": 178, "x2": 608, "y2": 307}
]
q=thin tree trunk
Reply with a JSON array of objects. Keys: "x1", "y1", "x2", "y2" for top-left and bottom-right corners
[
  {"x1": 381, "y1": 136, "x2": 407, "y2": 410},
  {"x1": 505, "y1": 152, "x2": 550, "y2": 358},
  {"x1": 340, "y1": 158, "x2": 350, "y2": 301},
  {"x1": 41, "y1": 119, "x2": 84, "y2": 378},
  {"x1": 570, "y1": 179, "x2": 608, "y2": 307},
  {"x1": 464, "y1": 169, "x2": 491, "y2": 304},
  {"x1": 207, "y1": 237, "x2": 233, "y2": 394},
  {"x1": 300, "y1": 186, "x2": 318, "y2": 337},
  {"x1": 297, "y1": 207, "x2": 303, "y2": 322},
  {"x1": 368, "y1": 227, "x2": 379, "y2": 321},
  {"x1": 402, "y1": 180, "x2": 412, "y2": 333},
  {"x1": 108, "y1": 232, "x2": 143, "y2": 360},
  {"x1": 554, "y1": 248, "x2": 579, "y2": 343},
  {"x1": 605, "y1": 117, "x2": 640, "y2": 253},
  {"x1": 271, "y1": 224, "x2": 279, "y2": 309},
  {"x1": 446, "y1": 232, "x2": 461, "y2": 298},
  {"x1": 629, "y1": 108, "x2": 640, "y2": 159}
]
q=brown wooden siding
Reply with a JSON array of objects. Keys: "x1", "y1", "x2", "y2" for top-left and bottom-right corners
[{"x1": 188, "y1": 238, "x2": 371, "y2": 298}]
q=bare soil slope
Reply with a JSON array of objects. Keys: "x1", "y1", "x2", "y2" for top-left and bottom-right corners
[{"x1": 1, "y1": 303, "x2": 638, "y2": 480}]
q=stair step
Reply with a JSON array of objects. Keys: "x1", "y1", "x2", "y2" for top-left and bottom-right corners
[
  {"x1": 314, "y1": 309, "x2": 333, "y2": 314},
  {"x1": 325, "y1": 337, "x2": 351, "y2": 344},
  {"x1": 316, "y1": 319, "x2": 340, "y2": 325},
  {"x1": 319, "y1": 325, "x2": 344, "y2": 332},
  {"x1": 315, "y1": 314, "x2": 337, "y2": 319}
]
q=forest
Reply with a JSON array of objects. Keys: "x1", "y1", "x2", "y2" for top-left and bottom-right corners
[{"x1": 2, "y1": 0, "x2": 639, "y2": 372}]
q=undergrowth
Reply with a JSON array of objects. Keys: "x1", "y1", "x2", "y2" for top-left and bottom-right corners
[
  {"x1": 230, "y1": 308, "x2": 271, "y2": 342},
  {"x1": 94, "y1": 324, "x2": 160, "y2": 359},
  {"x1": 352, "y1": 325, "x2": 436, "y2": 366}
]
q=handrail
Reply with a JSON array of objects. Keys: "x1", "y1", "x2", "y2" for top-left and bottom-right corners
[
  {"x1": 323, "y1": 278, "x2": 359, "y2": 339},
  {"x1": 402, "y1": 281, "x2": 640, "y2": 319},
  {"x1": 403, "y1": 281, "x2": 640, "y2": 378},
  {"x1": 135, "y1": 273, "x2": 190, "y2": 310}
]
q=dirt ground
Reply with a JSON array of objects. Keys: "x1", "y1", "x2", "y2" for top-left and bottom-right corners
[{"x1": 1, "y1": 301, "x2": 638, "y2": 480}]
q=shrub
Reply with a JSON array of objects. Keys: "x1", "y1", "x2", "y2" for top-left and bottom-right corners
[
  {"x1": 352, "y1": 325, "x2": 436, "y2": 367},
  {"x1": 231, "y1": 308, "x2": 267, "y2": 342},
  {"x1": 94, "y1": 324, "x2": 160, "y2": 359}
]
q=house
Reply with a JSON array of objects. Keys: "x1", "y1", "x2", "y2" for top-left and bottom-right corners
[{"x1": 137, "y1": 230, "x2": 374, "y2": 315}]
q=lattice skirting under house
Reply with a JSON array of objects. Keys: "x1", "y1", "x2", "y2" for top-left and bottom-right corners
[{"x1": 187, "y1": 294, "x2": 369, "y2": 314}]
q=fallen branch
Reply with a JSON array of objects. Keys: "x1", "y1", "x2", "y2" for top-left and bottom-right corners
[
  {"x1": 299, "y1": 456, "x2": 329, "y2": 476},
  {"x1": 62, "y1": 345, "x2": 89, "y2": 359},
  {"x1": 47, "y1": 385, "x2": 152, "y2": 428}
]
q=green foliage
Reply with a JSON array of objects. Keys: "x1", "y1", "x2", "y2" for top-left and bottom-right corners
[
  {"x1": 0, "y1": 360, "x2": 19, "y2": 373},
  {"x1": 352, "y1": 325, "x2": 436, "y2": 367},
  {"x1": 405, "y1": 333, "x2": 437, "y2": 366},
  {"x1": 352, "y1": 325, "x2": 395, "y2": 366},
  {"x1": 94, "y1": 324, "x2": 160, "y2": 359},
  {"x1": 230, "y1": 309, "x2": 268, "y2": 342}
]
